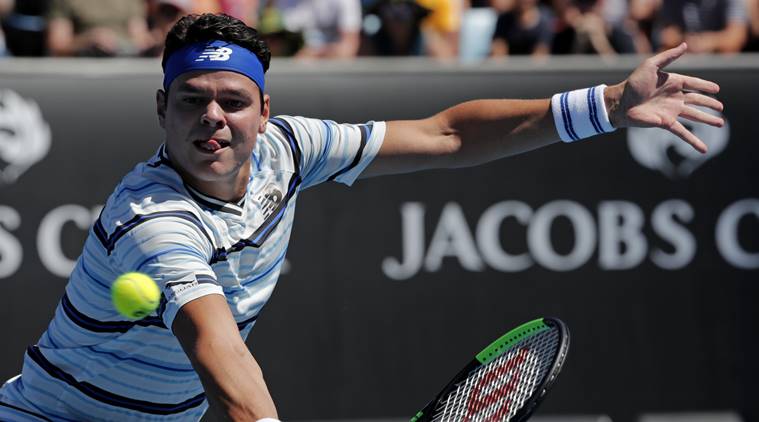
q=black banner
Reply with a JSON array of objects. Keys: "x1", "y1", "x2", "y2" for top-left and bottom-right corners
[{"x1": 0, "y1": 57, "x2": 757, "y2": 421}]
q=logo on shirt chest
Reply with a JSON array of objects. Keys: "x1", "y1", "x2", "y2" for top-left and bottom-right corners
[{"x1": 255, "y1": 183, "x2": 284, "y2": 220}]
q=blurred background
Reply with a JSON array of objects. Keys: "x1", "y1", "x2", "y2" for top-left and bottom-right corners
[
  {"x1": 1, "y1": 0, "x2": 759, "y2": 59},
  {"x1": 0, "y1": 1, "x2": 758, "y2": 422}
]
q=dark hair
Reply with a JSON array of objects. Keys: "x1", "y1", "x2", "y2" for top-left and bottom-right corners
[{"x1": 162, "y1": 13, "x2": 271, "y2": 74}]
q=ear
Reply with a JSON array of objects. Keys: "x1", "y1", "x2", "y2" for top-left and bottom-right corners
[
  {"x1": 258, "y1": 94, "x2": 271, "y2": 134},
  {"x1": 156, "y1": 89, "x2": 167, "y2": 129}
]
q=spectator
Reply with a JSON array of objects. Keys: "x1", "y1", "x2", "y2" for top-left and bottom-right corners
[
  {"x1": 2, "y1": 0, "x2": 48, "y2": 56},
  {"x1": 657, "y1": 0, "x2": 748, "y2": 53},
  {"x1": 489, "y1": 0, "x2": 515, "y2": 12},
  {"x1": 490, "y1": 0, "x2": 554, "y2": 57},
  {"x1": 629, "y1": 0, "x2": 661, "y2": 52},
  {"x1": 550, "y1": 0, "x2": 615, "y2": 54},
  {"x1": 279, "y1": 0, "x2": 362, "y2": 58},
  {"x1": 416, "y1": 0, "x2": 464, "y2": 58},
  {"x1": 46, "y1": 0, "x2": 153, "y2": 56},
  {"x1": 193, "y1": 0, "x2": 222, "y2": 13},
  {"x1": 549, "y1": 0, "x2": 575, "y2": 53},
  {"x1": 570, "y1": 0, "x2": 617, "y2": 54},
  {"x1": 601, "y1": 0, "x2": 645, "y2": 53},
  {"x1": 363, "y1": 0, "x2": 429, "y2": 56},
  {"x1": 551, "y1": 0, "x2": 639, "y2": 55},
  {"x1": 219, "y1": 0, "x2": 259, "y2": 26},
  {"x1": 0, "y1": 0, "x2": 14, "y2": 56},
  {"x1": 145, "y1": 0, "x2": 192, "y2": 56},
  {"x1": 256, "y1": 0, "x2": 304, "y2": 56},
  {"x1": 467, "y1": 0, "x2": 494, "y2": 6},
  {"x1": 146, "y1": 0, "x2": 258, "y2": 56}
]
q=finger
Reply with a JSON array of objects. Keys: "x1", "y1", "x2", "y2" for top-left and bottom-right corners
[
  {"x1": 680, "y1": 105, "x2": 725, "y2": 127},
  {"x1": 683, "y1": 92, "x2": 724, "y2": 112},
  {"x1": 673, "y1": 73, "x2": 720, "y2": 93},
  {"x1": 649, "y1": 43, "x2": 687, "y2": 69},
  {"x1": 667, "y1": 120, "x2": 708, "y2": 153}
]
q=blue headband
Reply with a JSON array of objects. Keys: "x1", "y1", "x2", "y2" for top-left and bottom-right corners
[{"x1": 163, "y1": 40, "x2": 265, "y2": 93}]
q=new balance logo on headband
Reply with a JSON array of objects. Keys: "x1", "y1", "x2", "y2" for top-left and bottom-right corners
[
  {"x1": 164, "y1": 40, "x2": 265, "y2": 92},
  {"x1": 195, "y1": 46, "x2": 233, "y2": 62}
]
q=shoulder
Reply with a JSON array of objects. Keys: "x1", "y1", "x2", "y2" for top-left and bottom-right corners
[
  {"x1": 260, "y1": 115, "x2": 328, "y2": 170},
  {"x1": 97, "y1": 153, "x2": 206, "y2": 237}
]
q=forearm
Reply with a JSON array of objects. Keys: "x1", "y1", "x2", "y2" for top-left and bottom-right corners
[
  {"x1": 192, "y1": 339, "x2": 277, "y2": 421},
  {"x1": 703, "y1": 25, "x2": 748, "y2": 53},
  {"x1": 128, "y1": 18, "x2": 154, "y2": 52},
  {"x1": 174, "y1": 295, "x2": 277, "y2": 421},
  {"x1": 46, "y1": 20, "x2": 76, "y2": 56},
  {"x1": 434, "y1": 98, "x2": 557, "y2": 168},
  {"x1": 367, "y1": 81, "x2": 626, "y2": 178},
  {"x1": 48, "y1": 28, "x2": 106, "y2": 56},
  {"x1": 441, "y1": 83, "x2": 623, "y2": 166},
  {"x1": 751, "y1": 0, "x2": 759, "y2": 35},
  {"x1": 326, "y1": 31, "x2": 360, "y2": 58}
]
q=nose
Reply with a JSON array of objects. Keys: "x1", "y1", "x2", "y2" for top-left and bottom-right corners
[{"x1": 200, "y1": 101, "x2": 225, "y2": 129}]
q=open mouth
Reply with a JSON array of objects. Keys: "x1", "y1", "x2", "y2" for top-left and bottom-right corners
[{"x1": 193, "y1": 138, "x2": 230, "y2": 153}]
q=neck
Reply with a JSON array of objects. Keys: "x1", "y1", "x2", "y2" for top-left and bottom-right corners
[{"x1": 183, "y1": 164, "x2": 251, "y2": 204}]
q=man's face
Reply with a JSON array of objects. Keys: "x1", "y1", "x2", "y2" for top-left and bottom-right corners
[{"x1": 157, "y1": 70, "x2": 269, "y2": 193}]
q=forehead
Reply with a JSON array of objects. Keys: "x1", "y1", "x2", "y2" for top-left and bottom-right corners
[{"x1": 171, "y1": 70, "x2": 261, "y2": 97}]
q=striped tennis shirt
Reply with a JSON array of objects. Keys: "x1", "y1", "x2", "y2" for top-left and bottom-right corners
[{"x1": 0, "y1": 116, "x2": 385, "y2": 421}]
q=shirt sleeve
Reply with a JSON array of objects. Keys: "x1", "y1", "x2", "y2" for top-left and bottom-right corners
[
  {"x1": 338, "y1": 0, "x2": 363, "y2": 32},
  {"x1": 269, "y1": 115, "x2": 386, "y2": 190},
  {"x1": 110, "y1": 216, "x2": 223, "y2": 331},
  {"x1": 727, "y1": 0, "x2": 748, "y2": 23}
]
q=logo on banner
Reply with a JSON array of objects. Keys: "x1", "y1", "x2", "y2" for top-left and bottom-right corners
[
  {"x1": 626, "y1": 107, "x2": 729, "y2": 179},
  {"x1": 0, "y1": 90, "x2": 51, "y2": 185},
  {"x1": 195, "y1": 46, "x2": 233, "y2": 62}
]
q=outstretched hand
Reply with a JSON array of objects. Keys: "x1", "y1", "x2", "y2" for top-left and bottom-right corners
[{"x1": 606, "y1": 43, "x2": 724, "y2": 153}]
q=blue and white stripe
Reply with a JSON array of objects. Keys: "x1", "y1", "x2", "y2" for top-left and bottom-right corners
[
  {"x1": 0, "y1": 115, "x2": 385, "y2": 421},
  {"x1": 551, "y1": 84, "x2": 616, "y2": 143}
]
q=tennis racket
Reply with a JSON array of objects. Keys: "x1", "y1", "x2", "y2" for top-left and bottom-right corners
[{"x1": 410, "y1": 317, "x2": 570, "y2": 422}]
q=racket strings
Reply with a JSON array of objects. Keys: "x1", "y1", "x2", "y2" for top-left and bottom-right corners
[{"x1": 430, "y1": 329, "x2": 560, "y2": 422}]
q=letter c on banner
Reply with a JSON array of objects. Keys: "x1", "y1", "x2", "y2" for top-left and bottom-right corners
[
  {"x1": 716, "y1": 198, "x2": 759, "y2": 269},
  {"x1": 37, "y1": 204, "x2": 100, "y2": 278},
  {"x1": 476, "y1": 201, "x2": 533, "y2": 272}
]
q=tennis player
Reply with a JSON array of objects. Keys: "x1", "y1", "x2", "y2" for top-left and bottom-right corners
[{"x1": 0, "y1": 13, "x2": 723, "y2": 422}]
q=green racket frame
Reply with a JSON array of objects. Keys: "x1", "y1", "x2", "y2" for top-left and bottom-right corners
[{"x1": 410, "y1": 317, "x2": 570, "y2": 422}]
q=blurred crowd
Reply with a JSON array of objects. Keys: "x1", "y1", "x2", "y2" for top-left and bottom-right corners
[{"x1": 1, "y1": 0, "x2": 758, "y2": 59}]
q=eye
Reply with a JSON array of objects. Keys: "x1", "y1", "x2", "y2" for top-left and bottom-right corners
[
  {"x1": 182, "y1": 96, "x2": 203, "y2": 105},
  {"x1": 225, "y1": 99, "x2": 247, "y2": 109}
]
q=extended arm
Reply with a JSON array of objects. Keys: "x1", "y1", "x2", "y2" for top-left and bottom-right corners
[
  {"x1": 661, "y1": 21, "x2": 748, "y2": 53},
  {"x1": 364, "y1": 44, "x2": 723, "y2": 178},
  {"x1": 47, "y1": 18, "x2": 120, "y2": 56},
  {"x1": 173, "y1": 294, "x2": 278, "y2": 421}
]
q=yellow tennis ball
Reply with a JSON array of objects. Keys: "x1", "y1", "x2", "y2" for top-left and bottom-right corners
[{"x1": 111, "y1": 272, "x2": 160, "y2": 320}]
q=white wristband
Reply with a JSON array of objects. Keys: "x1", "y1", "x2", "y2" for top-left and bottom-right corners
[
  {"x1": 256, "y1": 419, "x2": 281, "y2": 422},
  {"x1": 551, "y1": 84, "x2": 616, "y2": 143}
]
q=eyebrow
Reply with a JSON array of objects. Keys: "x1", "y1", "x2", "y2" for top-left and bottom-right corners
[{"x1": 176, "y1": 84, "x2": 253, "y2": 99}]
